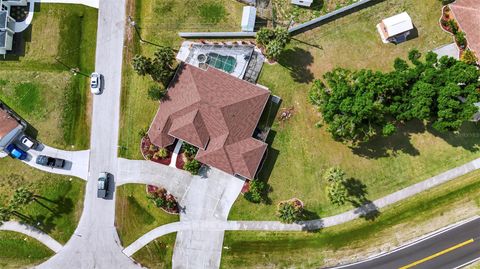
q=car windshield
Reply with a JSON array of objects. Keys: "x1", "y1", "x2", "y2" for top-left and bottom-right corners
[{"x1": 98, "y1": 180, "x2": 105, "y2": 190}]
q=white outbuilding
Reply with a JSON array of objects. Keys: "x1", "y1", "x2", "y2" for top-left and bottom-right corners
[
  {"x1": 291, "y1": 0, "x2": 313, "y2": 7},
  {"x1": 241, "y1": 6, "x2": 256, "y2": 32},
  {"x1": 376, "y1": 12, "x2": 414, "y2": 44}
]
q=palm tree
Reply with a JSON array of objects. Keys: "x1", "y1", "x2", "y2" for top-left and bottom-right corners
[{"x1": 11, "y1": 187, "x2": 34, "y2": 208}]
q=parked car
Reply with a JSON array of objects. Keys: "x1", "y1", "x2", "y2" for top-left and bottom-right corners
[
  {"x1": 6, "y1": 144, "x2": 27, "y2": 160},
  {"x1": 36, "y1": 155, "x2": 66, "y2": 168},
  {"x1": 20, "y1": 136, "x2": 36, "y2": 149},
  {"x1": 97, "y1": 172, "x2": 109, "y2": 198},
  {"x1": 90, "y1": 72, "x2": 102, "y2": 94}
]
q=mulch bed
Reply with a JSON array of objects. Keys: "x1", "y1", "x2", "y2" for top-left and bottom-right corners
[
  {"x1": 176, "y1": 152, "x2": 186, "y2": 170},
  {"x1": 141, "y1": 136, "x2": 174, "y2": 165},
  {"x1": 146, "y1": 185, "x2": 179, "y2": 214}
]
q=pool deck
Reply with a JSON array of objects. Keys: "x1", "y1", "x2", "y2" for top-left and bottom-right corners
[{"x1": 176, "y1": 41, "x2": 256, "y2": 79}]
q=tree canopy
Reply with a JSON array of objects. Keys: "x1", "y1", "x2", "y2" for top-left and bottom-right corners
[
  {"x1": 309, "y1": 50, "x2": 480, "y2": 142},
  {"x1": 256, "y1": 27, "x2": 290, "y2": 60}
]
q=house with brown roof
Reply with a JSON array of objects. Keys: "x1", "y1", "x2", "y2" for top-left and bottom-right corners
[
  {"x1": 449, "y1": 0, "x2": 480, "y2": 61},
  {"x1": 0, "y1": 101, "x2": 24, "y2": 152},
  {"x1": 148, "y1": 63, "x2": 271, "y2": 179}
]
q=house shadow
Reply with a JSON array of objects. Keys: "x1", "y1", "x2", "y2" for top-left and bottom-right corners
[
  {"x1": 256, "y1": 130, "x2": 279, "y2": 185},
  {"x1": 278, "y1": 47, "x2": 314, "y2": 84},
  {"x1": 426, "y1": 121, "x2": 480, "y2": 152},
  {"x1": 351, "y1": 120, "x2": 424, "y2": 159},
  {"x1": 405, "y1": 26, "x2": 419, "y2": 42}
]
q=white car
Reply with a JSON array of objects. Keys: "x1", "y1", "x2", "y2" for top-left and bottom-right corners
[
  {"x1": 90, "y1": 72, "x2": 102, "y2": 94},
  {"x1": 21, "y1": 136, "x2": 35, "y2": 149}
]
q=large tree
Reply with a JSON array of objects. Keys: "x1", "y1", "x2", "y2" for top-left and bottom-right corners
[
  {"x1": 309, "y1": 50, "x2": 480, "y2": 142},
  {"x1": 256, "y1": 27, "x2": 290, "y2": 61}
]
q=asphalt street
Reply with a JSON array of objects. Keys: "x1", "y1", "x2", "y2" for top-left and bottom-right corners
[{"x1": 333, "y1": 217, "x2": 480, "y2": 269}]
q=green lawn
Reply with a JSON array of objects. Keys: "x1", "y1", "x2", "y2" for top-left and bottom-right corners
[
  {"x1": 222, "y1": 169, "x2": 480, "y2": 268},
  {"x1": 0, "y1": 4, "x2": 98, "y2": 149},
  {"x1": 131, "y1": 234, "x2": 177, "y2": 269},
  {"x1": 0, "y1": 231, "x2": 54, "y2": 269},
  {"x1": 273, "y1": 0, "x2": 356, "y2": 24},
  {"x1": 0, "y1": 158, "x2": 85, "y2": 244},
  {"x1": 119, "y1": 0, "x2": 244, "y2": 159},
  {"x1": 115, "y1": 184, "x2": 179, "y2": 246},
  {"x1": 229, "y1": 0, "x2": 480, "y2": 220}
]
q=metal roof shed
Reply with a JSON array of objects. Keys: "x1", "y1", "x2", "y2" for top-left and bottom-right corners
[{"x1": 241, "y1": 6, "x2": 256, "y2": 32}]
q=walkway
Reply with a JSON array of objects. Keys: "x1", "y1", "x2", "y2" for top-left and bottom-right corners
[
  {"x1": 169, "y1": 140, "x2": 183, "y2": 168},
  {"x1": 0, "y1": 221, "x2": 63, "y2": 253},
  {"x1": 123, "y1": 157, "x2": 480, "y2": 260},
  {"x1": 23, "y1": 145, "x2": 90, "y2": 180}
]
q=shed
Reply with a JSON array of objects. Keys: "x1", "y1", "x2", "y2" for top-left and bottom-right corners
[
  {"x1": 241, "y1": 6, "x2": 256, "y2": 32},
  {"x1": 376, "y1": 12, "x2": 414, "y2": 44},
  {"x1": 291, "y1": 0, "x2": 313, "y2": 7}
]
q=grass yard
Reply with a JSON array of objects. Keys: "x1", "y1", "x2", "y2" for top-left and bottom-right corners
[
  {"x1": 0, "y1": 231, "x2": 54, "y2": 269},
  {"x1": 0, "y1": 158, "x2": 85, "y2": 244},
  {"x1": 0, "y1": 4, "x2": 98, "y2": 149},
  {"x1": 273, "y1": 0, "x2": 356, "y2": 24},
  {"x1": 119, "y1": 0, "x2": 244, "y2": 159},
  {"x1": 222, "y1": 169, "x2": 480, "y2": 268},
  {"x1": 115, "y1": 184, "x2": 179, "y2": 246},
  {"x1": 131, "y1": 234, "x2": 177, "y2": 269},
  {"x1": 228, "y1": 0, "x2": 479, "y2": 220}
]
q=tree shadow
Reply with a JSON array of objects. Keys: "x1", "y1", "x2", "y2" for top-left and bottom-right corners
[
  {"x1": 302, "y1": 208, "x2": 320, "y2": 221},
  {"x1": 426, "y1": 121, "x2": 480, "y2": 152},
  {"x1": 256, "y1": 130, "x2": 279, "y2": 184},
  {"x1": 351, "y1": 120, "x2": 424, "y2": 159},
  {"x1": 277, "y1": 47, "x2": 314, "y2": 84},
  {"x1": 353, "y1": 201, "x2": 380, "y2": 221},
  {"x1": 343, "y1": 178, "x2": 380, "y2": 221}
]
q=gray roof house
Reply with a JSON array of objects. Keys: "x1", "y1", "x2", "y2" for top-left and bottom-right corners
[{"x1": 0, "y1": 0, "x2": 28, "y2": 55}]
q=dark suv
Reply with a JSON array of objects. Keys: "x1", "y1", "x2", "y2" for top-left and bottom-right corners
[
  {"x1": 36, "y1": 155, "x2": 66, "y2": 168},
  {"x1": 97, "y1": 172, "x2": 110, "y2": 199}
]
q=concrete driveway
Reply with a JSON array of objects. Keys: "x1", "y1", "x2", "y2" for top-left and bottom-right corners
[{"x1": 23, "y1": 145, "x2": 90, "y2": 180}]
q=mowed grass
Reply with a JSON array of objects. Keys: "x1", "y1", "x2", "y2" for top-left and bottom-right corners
[
  {"x1": 222, "y1": 169, "x2": 480, "y2": 268},
  {"x1": 228, "y1": 0, "x2": 479, "y2": 220},
  {"x1": 119, "y1": 0, "x2": 244, "y2": 159},
  {"x1": 0, "y1": 4, "x2": 98, "y2": 149},
  {"x1": 0, "y1": 158, "x2": 85, "y2": 244},
  {"x1": 131, "y1": 234, "x2": 177, "y2": 269},
  {"x1": 115, "y1": 184, "x2": 179, "y2": 246},
  {"x1": 0, "y1": 231, "x2": 54, "y2": 269}
]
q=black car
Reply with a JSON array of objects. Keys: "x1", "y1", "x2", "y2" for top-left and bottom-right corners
[
  {"x1": 36, "y1": 155, "x2": 66, "y2": 168},
  {"x1": 97, "y1": 172, "x2": 109, "y2": 198}
]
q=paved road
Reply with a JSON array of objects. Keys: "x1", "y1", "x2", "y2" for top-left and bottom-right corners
[
  {"x1": 332, "y1": 217, "x2": 480, "y2": 269},
  {"x1": 0, "y1": 221, "x2": 63, "y2": 253},
  {"x1": 36, "y1": 0, "x2": 140, "y2": 267}
]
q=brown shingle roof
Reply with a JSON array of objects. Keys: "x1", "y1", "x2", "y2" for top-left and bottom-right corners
[
  {"x1": 148, "y1": 63, "x2": 270, "y2": 178},
  {"x1": 0, "y1": 108, "x2": 20, "y2": 140},
  {"x1": 450, "y1": 0, "x2": 480, "y2": 57}
]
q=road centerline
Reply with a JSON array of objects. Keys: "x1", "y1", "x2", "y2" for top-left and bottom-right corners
[{"x1": 398, "y1": 238, "x2": 475, "y2": 269}]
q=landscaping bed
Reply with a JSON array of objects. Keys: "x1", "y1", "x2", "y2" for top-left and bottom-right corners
[
  {"x1": 146, "y1": 185, "x2": 179, "y2": 214},
  {"x1": 140, "y1": 136, "x2": 174, "y2": 165}
]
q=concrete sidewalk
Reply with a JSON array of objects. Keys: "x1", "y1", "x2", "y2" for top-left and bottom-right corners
[{"x1": 0, "y1": 221, "x2": 63, "y2": 253}]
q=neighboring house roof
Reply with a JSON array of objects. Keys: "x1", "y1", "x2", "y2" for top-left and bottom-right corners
[
  {"x1": 148, "y1": 63, "x2": 270, "y2": 179},
  {"x1": 449, "y1": 0, "x2": 480, "y2": 56},
  {"x1": 0, "y1": 107, "x2": 20, "y2": 140},
  {"x1": 380, "y1": 12, "x2": 413, "y2": 38}
]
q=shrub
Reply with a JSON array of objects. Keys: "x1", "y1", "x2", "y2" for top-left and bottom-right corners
[
  {"x1": 461, "y1": 50, "x2": 478, "y2": 65},
  {"x1": 255, "y1": 27, "x2": 290, "y2": 60},
  {"x1": 455, "y1": 31, "x2": 467, "y2": 48},
  {"x1": 277, "y1": 200, "x2": 304, "y2": 223},
  {"x1": 147, "y1": 85, "x2": 168, "y2": 101},
  {"x1": 150, "y1": 195, "x2": 166, "y2": 208},
  {"x1": 166, "y1": 199, "x2": 176, "y2": 209},
  {"x1": 448, "y1": 20, "x2": 458, "y2": 34},
  {"x1": 149, "y1": 144, "x2": 158, "y2": 152},
  {"x1": 183, "y1": 143, "x2": 198, "y2": 157},
  {"x1": 382, "y1": 123, "x2": 396, "y2": 137},
  {"x1": 184, "y1": 159, "x2": 201, "y2": 175},
  {"x1": 244, "y1": 180, "x2": 268, "y2": 203},
  {"x1": 132, "y1": 54, "x2": 152, "y2": 76},
  {"x1": 145, "y1": 154, "x2": 153, "y2": 160},
  {"x1": 155, "y1": 148, "x2": 168, "y2": 159},
  {"x1": 324, "y1": 167, "x2": 348, "y2": 206}
]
